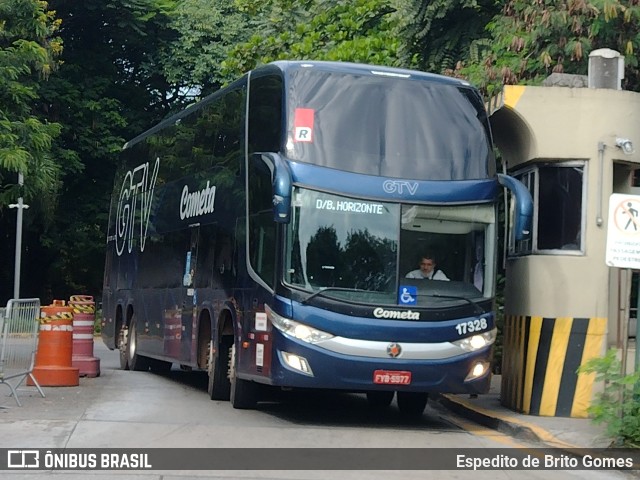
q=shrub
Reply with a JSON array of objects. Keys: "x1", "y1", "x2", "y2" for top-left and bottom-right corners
[
  {"x1": 93, "y1": 309, "x2": 102, "y2": 335},
  {"x1": 578, "y1": 348, "x2": 640, "y2": 447}
]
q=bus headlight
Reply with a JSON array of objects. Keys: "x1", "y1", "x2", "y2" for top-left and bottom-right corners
[
  {"x1": 453, "y1": 328, "x2": 497, "y2": 352},
  {"x1": 266, "y1": 305, "x2": 334, "y2": 344},
  {"x1": 281, "y1": 352, "x2": 313, "y2": 375},
  {"x1": 465, "y1": 361, "x2": 490, "y2": 381}
]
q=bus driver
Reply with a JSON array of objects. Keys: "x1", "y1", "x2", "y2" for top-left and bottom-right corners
[{"x1": 406, "y1": 253, "x2": 449, "y2": 281}]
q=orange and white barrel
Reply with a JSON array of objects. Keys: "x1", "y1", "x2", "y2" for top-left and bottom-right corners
[
  {"x1": 28, "y1": 300, "x2": 80, "y2": 387},
  {"x1": 69, "y1": 295, "x2": 100, "y2": 377}
]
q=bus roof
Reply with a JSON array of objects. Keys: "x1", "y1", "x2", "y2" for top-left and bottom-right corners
[
  {"x1": 124, "y1": 60, "x2": 473, "y2": 150},
  {"x1": 262, "y1": 60, "x2": 471, "y2": 87}
]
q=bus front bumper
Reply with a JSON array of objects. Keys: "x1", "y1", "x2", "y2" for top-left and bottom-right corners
[{"x1": 266, "y1": 330, "x2": 493, "y2": 394}]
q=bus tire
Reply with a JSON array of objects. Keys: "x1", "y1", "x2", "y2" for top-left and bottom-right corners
[
  {"x1": 229, "y1": 343, "x2": 258, "y2": 409},
  {"x1": 208, "y1": 337, "x2": 231, "y2": 400},
  {"x1": 397, "y1": 391, "x2": 428, "y2": 417},
  {"x1": 366, "y1": 391, "x2": 395, "y2": 409},
  {"x1": 126, "y1": 317, "x2": 150, "y2": 372}
]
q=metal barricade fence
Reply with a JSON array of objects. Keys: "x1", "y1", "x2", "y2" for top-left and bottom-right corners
[{"x1": 0, "y1": 298, "x2": 45, "y2": 406}]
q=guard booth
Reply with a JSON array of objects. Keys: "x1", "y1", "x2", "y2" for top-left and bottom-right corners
[{"x1": 489, "y1": 49, "x2": 640, "y2": 417}]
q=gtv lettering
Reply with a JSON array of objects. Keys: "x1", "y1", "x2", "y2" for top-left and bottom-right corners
[
  {"x1": 382, "y1": 179, "x2": 418, "y2": 195},
  {"x1": 115, "y1": 158, "x2": 160, "y2": 256}
]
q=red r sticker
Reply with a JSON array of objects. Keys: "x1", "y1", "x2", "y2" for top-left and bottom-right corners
[{"x1": 294, "y1": 108, "x2": 314, "y2": 142}]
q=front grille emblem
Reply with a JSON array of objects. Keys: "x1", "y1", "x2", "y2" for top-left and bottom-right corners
[{"x1": 386, "y1": 343, "x2": 402, "y2": 358}]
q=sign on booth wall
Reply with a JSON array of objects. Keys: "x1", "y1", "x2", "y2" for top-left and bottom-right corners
[{"x1": 606, "y1": 193, "x2": 640, "y2": 269}]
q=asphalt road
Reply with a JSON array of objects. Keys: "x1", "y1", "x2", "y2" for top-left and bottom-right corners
[{"x1": 0, "y1": 339, "x2": 632, "y2": 479}]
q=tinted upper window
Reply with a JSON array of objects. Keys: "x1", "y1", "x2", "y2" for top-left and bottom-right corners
[
  {"x1": 284, "y1": 69, "x2": 493, "y2": 180},
  {"x1": 248, "y1": 73, "x2": 283, "y2": 153}
]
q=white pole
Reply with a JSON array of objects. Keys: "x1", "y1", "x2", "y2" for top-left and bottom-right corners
[{"x1": 9, "y1": 172, "x2": 29, "y2": 299}]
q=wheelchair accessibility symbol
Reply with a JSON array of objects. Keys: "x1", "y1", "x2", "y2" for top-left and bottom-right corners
[{"x1": 398, "y1": 286, "x2": 417, "y2": 305}]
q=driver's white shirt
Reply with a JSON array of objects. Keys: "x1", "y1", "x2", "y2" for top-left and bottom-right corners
[{"x1": 405, "y1": 269, "x2": 449, "y2": 281}]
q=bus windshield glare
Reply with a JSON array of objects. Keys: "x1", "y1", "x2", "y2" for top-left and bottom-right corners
[
  {"x1": 284, "y1": 68, "x2": 493, "y2": 180},
  {"x1": 284, "y1": 187, "x2": 496, "y2": 307}
]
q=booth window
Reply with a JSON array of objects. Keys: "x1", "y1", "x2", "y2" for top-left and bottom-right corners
[{"x1": 510, "y1": 162, "x2": 585, "y2": 255}]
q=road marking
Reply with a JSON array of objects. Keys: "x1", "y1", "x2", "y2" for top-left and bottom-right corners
[
  {"x1": 444, "y1": 414, "x2": 527, "y2": 448},
  {"x1": 441, "y1": 394, "x2": 578, "y2": 449}
]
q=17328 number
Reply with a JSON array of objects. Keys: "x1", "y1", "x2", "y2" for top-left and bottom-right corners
[{"x1": 455, "y1": 318, "x2": 488, "y2": 336}]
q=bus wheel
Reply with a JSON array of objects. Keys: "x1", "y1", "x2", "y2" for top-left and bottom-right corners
[
  {"x1": 207, "y1": 337, "x2": 231, "y2": 400},
  {"x1": 366, "y1": 391, "x2": 395, "y2": 409},
  {"x1": 397, "y1": 392, "x2": 428, "y2": 418},
  {"x1": 118, "y1": 324, "x2": 129, "y2": 370},
  {"x1": 126, "y1": 318, "x2": 150, "y2": 372},
  {"x1": 229, "y1": 343, "x2": 258, "y2": 409}
]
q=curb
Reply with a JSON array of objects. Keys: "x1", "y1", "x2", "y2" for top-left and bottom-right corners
[
  {"x1": 436, "y1": 394, "x2": 640, "y2": 477},
  {"x1": 435, "y1": 393, "x2": 578, "y2": 449}
]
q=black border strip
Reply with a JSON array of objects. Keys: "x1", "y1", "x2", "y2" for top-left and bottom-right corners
[
  {"x1": 555, "y1": 318, "x2": 589, "y2": 417},
  {"x1": 529, "y1": 317, "x2": 554, "y2": 415}
]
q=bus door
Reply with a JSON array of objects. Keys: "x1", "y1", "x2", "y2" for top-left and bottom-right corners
[{"x1": 180, "y1": 226, "x2": 199, "y2": 363}]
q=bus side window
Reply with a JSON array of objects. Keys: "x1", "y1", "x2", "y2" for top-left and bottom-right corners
[
  {"x1": 248, "y1": 73, "x2": 283, "y2": 154},
  {"x1": 247, "y1": 157, "x2": 277, "y2": 287},
  {"x1": 247, "y1": 178, "x2": 276, "y2": 285},
  {"x1": 246, "y1": 73, "x2": 282, "y2": 289},
  {"x1": 215, "y1": 234, "x2": 233, "y2": 275}
]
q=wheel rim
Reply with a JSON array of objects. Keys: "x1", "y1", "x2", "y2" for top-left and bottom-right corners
[
  {"x1": 118, "y1": 327, "x2": 128, "y2": 357},
  {"x1": 207, "y1": 340, "x2": 214, "y2": 377},
  {"x1": 229, "y1": 343, "x2": 236, "y2": 382},
  {"x1": 127, "y1": 323, "x2": 136, "y2": 363},
  {"x1": 118, "y1": 325, "x2": 129, "y2": 370},
  {"x1": 207, "y1": 339, "x2": 215, "y2": 396}
]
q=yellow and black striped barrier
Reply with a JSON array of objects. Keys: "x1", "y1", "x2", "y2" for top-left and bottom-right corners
[
  {"x1": 39, "y1": 311, "x2": 74, "y2": 323},
  {"x1": 69, "y1": 295, "x2": 96, "y2": 314},
  {"x1": 501, "y1": 315, "x2": 607, "y2": 418}
]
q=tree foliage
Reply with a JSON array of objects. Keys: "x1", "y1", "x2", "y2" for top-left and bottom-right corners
[
  {"x1": 579, "y1": 349, "x2": 640, "y2": 446},
  {"x1": 0, "y1": 0, "x2": 182, "y2": 301},
  {"x1": 456, "y1": 0, "x2": 640, "y2": 95},
  {"x1": 0, "y1": 0, "x2": 63, "y2": 209},
  {"x1": 401, "y1": 0, "x2": 499, "y2": 74},
  {"x1": 222, "y1": 0, "x2": 406, "y2": 79},
  {"x1": 4, "y1": 0, "x2": 640, "y2": 303},
  {"x1": 158, "y1": 0, "x2": 251, "y2": 95},
  {"x1": 32, "y1": 0, "x2": 183, "y2": 300}
]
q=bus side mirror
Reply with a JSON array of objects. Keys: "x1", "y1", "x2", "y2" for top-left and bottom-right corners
[
  {"x1": 498, "y1": 174, "x2": 533, "y2": 241},
  {"x1": 254, "y1": 152, "x2": 292, "y2": 224}
]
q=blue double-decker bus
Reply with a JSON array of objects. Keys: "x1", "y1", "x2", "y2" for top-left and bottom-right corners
[{"x1": 101, "y1": 61, "x2": 532, "y2": 415}]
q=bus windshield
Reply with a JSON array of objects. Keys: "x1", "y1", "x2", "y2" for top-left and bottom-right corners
[
  {"x1": 284, "y1": 188, "x2": 496, "y2": 308},
  {"x1": 284, "y1": 68, "x2": 493, "y2": 180}
]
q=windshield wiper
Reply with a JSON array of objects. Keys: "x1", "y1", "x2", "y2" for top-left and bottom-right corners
[
  {"x1": 301, "y1": 287, "x2": 375, "y2": 305},
  {"x1": 422, "y1": 292, "x2": 487, "y2": 316}
]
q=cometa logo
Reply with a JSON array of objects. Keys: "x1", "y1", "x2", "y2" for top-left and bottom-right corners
[
  {"x1": 373, "y1": 307, "x2": 420, "y2": 320},
  {"x1": 180, "y1": 181, "x2": 216, "y2": 220}
]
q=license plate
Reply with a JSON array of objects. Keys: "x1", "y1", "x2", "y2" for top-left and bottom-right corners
[{"x1": 373, "y1": 370, "x2": 412, "y2": 385}]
